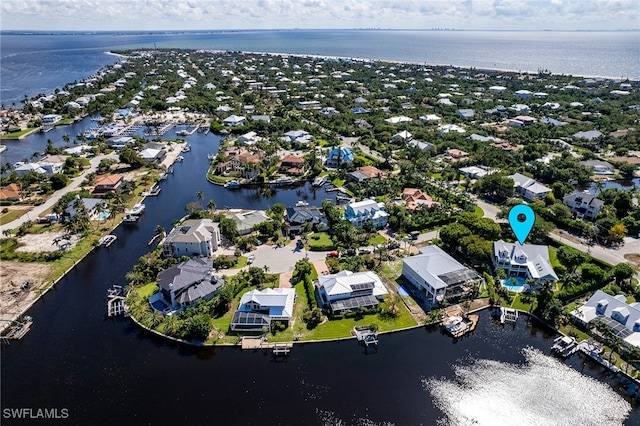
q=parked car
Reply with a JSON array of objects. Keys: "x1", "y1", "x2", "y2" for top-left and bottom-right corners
[
  {"x1": 344, "y1": 248, "x2": 357, "y2": 256},
  {"x1": 327, "y1": 251, "x2": 340, "y2": 258},
  {"x1": 358, "y1": 248, "x2": 372, "y2": 254},
  {"x1": 409, "y1": 231, "x2": 420, "y2": 240},
  {"x1": 386, "y1": 241, "x2": 401, "y2": 249},
  {"x1": 247, "y1": 255, "x2": 255, "y2": 265}
]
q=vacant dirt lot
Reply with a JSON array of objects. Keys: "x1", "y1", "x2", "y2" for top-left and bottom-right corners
[
  {"x1": 0, "y1": 261, "x2": 52, "y2": 330},
  {"x1": 15, "y1": 231, "x2": 81, "y2": 253}
]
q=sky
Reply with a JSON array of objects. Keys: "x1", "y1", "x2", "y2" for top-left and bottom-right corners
[{"x1": 1, "y1": 0, "x2": 639, "y2": 31}]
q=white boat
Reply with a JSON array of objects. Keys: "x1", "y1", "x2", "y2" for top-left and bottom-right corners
[
  {"x1": 295, "y1": 200, "x2": 309, "y2": 207},
  {"x1": 149, "y1": 185, "x2": 161, "y2": 196},
  {"x1": 175, "y1": 156, "x2": 184, "y2": 162},
  {"x1": 224, "y1": 180, "x2": 241, "y2": 189},
  {"x1": 312, "y1": 176, "x2": 327, "y2": 187},
  {"x1": 182, "y1": 144, "x2": 191, "y2": 152},
  {"x1": 207, "y1": 154, "x2": 216, "y2": 160},
  {"x1": 551, "y1": 335, "x2": 577, "y2": 358},
  {"x1": 99, "y1": 235, "x2": 117, "y2": 247},
  {"x1": 126, "y1": 203, "x2": 145, "y2": 216},
  {"x1": 176, "y1": 129, "x2": 189, "y2": 136},
  {"x1": 123, "y1": 214, "x2": 139, "y2": 222}
]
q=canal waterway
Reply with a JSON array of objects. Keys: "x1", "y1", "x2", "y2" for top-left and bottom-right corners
[{"x1": 1, "y1": 123, "x2": 638, "y2": 425}]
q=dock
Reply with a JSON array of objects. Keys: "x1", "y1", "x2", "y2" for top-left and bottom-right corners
[
  {"x1": 354, "y1": 327, "x2": 379, "y2": 348},
  {"x1": 500, "y1": 307, "x2": 518, "y2": 324},
  {"x1": 106, "y1": 285, "x2": 129, "y2": 317},
  {"x1": 1, "y1": 316, "x2": 33, "y2": 342},
  {"x1": 240, "y1": 336, "x2": 293, "y2": 356},
  {"x1": 98, "y1": 235, "x2": 117, "y2": 247}
]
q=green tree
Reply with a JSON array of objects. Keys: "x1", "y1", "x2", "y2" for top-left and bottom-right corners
[
  {"x1": 557, "y1": 246, "x2": 588, "y2": 275},
  {"x1": 610, "y1": 262, "x2": 634, "y2": 286},
  {"x1": 119, "y1": 147, "x2": 145, "y2": 168},
  {"x1": 185, "y1": 314, "x2": 211, "y2": 341},
  {"x1": 50, "y1": 173, "x2": 70, "y2": 190}
]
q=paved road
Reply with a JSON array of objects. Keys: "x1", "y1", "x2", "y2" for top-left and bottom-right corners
[{"x1": 0, "y1": 153, "x2": 118, "y2": 233}]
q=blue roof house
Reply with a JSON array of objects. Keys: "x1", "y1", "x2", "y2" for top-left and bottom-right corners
[{"x1": 325, "y1": 147, "x2": 354, "y2": 168}]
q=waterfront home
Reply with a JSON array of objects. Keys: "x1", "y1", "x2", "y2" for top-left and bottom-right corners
[
  {"x1": 325, "y1": 147, "x2": 355, "y2": 168},
  {"x1": 42, "y1": 114, "x2": 62, "y2": 125},
  {"x1": 13, "y1": 161, "x2": 62, "y2": 177},
  {"x1": 139, "y1": 147, "x2": 167, "y2": 164},
  {"x1": 345, "y1": 199, "x2": 388, "y2": 228},
  {"x1": 493, "y1": 240, "x2": 558, "y2": 285},
  {"x1": 563, "y1": 191, "x2": 604, "y2": 221},
  {"x1": 91, "y1": 174, "x2": 124, "y2": 196},
  {"x1": 402, "y1": 245, "x2": 483, "y2": 305},
  {"x1": 222, "y1": 115, "x2": 246, "y2": 127},
  {"x1": 230, "y1": 288, "x2": 296, "y2": 332},
  {"x1": 229, "y1": 150, "x2": 265, "y2": 180},
  {"x1": 285, "y1": 206, "x2": 328, "y2": 236},
  {"x1": 347, "y1": 166, "x2": 387, "y2": 183},
  {"x1": 63, "y1": 197, "x2": 106, "y2": 220},
  {"x1": 508, "y1": 173, "x2": 551, "y2": 201},
  {"x1": 162, "y1": 219, "x2": 221, "y2": 258},
  {"x1": 0, "y1": 183, "x2": 23, "y2": 202},
  {"x1": 401, "y1": 188, "x2": 439, "y2": 210},
  {"x1": 570, "y1": 290, "x2": 640, "y2": 348},
  {"x1": 278, "y1": 154, "x2": 306, "y2": 176},
  {"x1": 579, "y1": 159, "x2": 615, "y2": 175},
  {"x1": 237, "y1": 131, "x2": 262, "y2": 145},
  {"x1": 316, "y1": 270, "x2": 388, "y2": 314},
  {"x1": 229, "y1": 210, "x2": 271, "y2": 236},
  {"x1": 152, "y1": 258, "x2": 224, "y2": 312}
]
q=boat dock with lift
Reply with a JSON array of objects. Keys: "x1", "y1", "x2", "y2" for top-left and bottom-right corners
[
  {"x1": 500, "y1": 307, "x2": 519, "y2": 324},
  {"x1": 354, "y1": 326, "x2": 379, "y2": 349},
  {"x1": 106, "y1": 285, "x2": 129, "y2": 317}
]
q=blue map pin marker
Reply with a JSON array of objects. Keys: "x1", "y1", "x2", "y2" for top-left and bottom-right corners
[{"x1": 508, "y1": 204, "x2": 535, "y2": 245}]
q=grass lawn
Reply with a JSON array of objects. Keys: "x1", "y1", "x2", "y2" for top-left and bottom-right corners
[
  {"x1": 308, "y1": 232, "x2": 335, "y2": 250},
  {"x1": 368, "y1": 234, "x2": 387, "y2": 245},
  {"x1": 1, "y1": 128, "x2": 37, "y2": 139},
  {"x1": 509, "y1": 293, "x2": 535, "y2": 312},
  {"x1": 474, "y1": 205, "x2": 483, "y2": 217},
  {"x1": 332, "y1": 178, "x2": 345, "y2": 187},
  {"x1": 548, "y1": 246, "x2": 561, "y2": 268},
  {"x1": 0, "y1": 208, "x2": 30, "y2": 225},
  {"x1": 231, "y1": 256, "x2": 248, "y2": 269},
  {"x1": 138, "y1": 282, "x2": 158, "y2": 298}
]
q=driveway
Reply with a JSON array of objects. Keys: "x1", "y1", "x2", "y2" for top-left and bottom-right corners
[{"x1": 0, "y1": 153, "x2": 118, "y2": 233}]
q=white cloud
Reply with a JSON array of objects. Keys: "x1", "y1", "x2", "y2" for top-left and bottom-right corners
[{"x1": 0, "y1": 0, "x2": 638, "y2": 30}]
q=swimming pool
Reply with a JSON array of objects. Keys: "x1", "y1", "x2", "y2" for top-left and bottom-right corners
[
  {"x1": 96, "y1": 211, "x2": 110, "y2": 221},
  {"x1": 501, "y1": 277, "x2": 526, "y2": 293},
  {"x1": 397, "y1": 285, "x2": 409, "y2": 296}
]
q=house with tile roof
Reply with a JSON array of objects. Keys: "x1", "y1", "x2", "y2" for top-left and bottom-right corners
[
  {"x1": 401, "y1": 188, "x2": 439, "y2": 210},
  {"x1": 0, "y1": 183, "x2": 22, "y2": 202},
  {"x1": 92, "y1": 174, "x2": 124, "y2": 196}
]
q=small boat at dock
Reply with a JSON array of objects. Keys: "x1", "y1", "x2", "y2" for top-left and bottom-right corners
[
  {"x1": 295, "y1": 200, "x2": 309, "y2": 207},
  {"x1": 99, "y1": 235, "x2": 117, "y2": 247},
  {"x1": 148, "y1": 185, "x2": 161, "y2": 196},
  {"x1": 224, "y1": 180, "x2": 241, "y2": 189},
  {"x1": 312, "y1": 176, "x2": 328, "y2": 187},
  {"x1": 126, "y1": 203, "x2": 145, "y2": 216},
  {"x1": 551, "y1": 335, "x2": 577, "y2": 358}
]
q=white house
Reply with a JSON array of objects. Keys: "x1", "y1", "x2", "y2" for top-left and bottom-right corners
[
  {"x1": 316, "y1": 270, "x2": 388, "y2": 313},
  {"x1": 282, "y1": 130, "x2": 312, "y2": 144},
  {"x1": 508, "y1": 173, "x2": 551, "y2": 201},
  {"x1": 493, "y1": 240, "x2": 558, "y2": 284},
  {"x1": 571, "y1": 290, "x2": 640, "y2": 348},
  {"x1": 345, "y1": 199, "x2": 388, "y2": 228},
  {"x1": 402, "y1": 245, "x2": 483, "y2": 305},
  {"x1": 230, "y1": 288, "x2": 296, "y2": 332},
  {"x1": 562, "y1": 191, "x2": 604, "y2": 221},
  {"x1": 223, "y1": 115, "x2": 246, "y2": 127},
  {"x1": 162, "y1": 219, "x2": 221, "y2": 258},
  {"x1": 42, "y1": 114, "x2": 62, "y2": 125}
]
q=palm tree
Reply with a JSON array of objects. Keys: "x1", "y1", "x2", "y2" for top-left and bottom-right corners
[
  {"x1": 196, "y1": 190, "x2": 205, "y2": 208},
  {"x1": 593, "y1": 179, "x2": 605, "y2": 194},
  {"x1": 207, "y1": 199, "x2": 216, "y2": 213},
  {"x1": 154, "y1": 225, "x2": 165, "y2": 238}
]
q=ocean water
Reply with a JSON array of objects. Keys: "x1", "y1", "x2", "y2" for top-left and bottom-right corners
[{"x1": 1, "y1": 30, "x2": 639, "y2": 106}]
